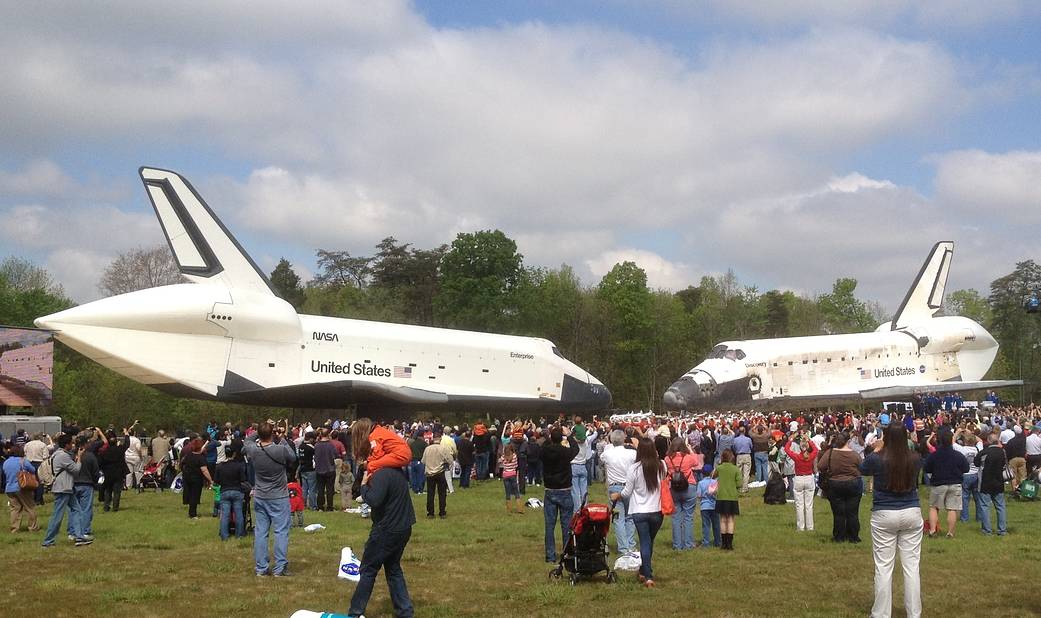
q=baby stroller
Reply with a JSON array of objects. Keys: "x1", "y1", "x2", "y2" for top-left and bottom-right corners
[
  {"x1": 139, "y1": 459, "x2": 164, "y2": 491},
  {"x1": 549, "y1": 502, "x2": 616, "y2": 585}
]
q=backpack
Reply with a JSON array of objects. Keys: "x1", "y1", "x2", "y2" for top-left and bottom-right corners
[
  {"x1": 669, "y1": 455, "x2": 689, "y2": 492},
  {"x1": 38, "y1": 453, "x2": 59, "y2": 487}
]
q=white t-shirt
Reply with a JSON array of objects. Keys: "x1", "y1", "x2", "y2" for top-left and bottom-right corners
[
  {"x1": 1000, "y1": 428, "x2": 1015, "y2": 445},
  {"x1": 954, "y1": 443, "x2": 982, "y2": 475},
  {"x1": 125, "y1": 436, "x2": 142, "y2": 464},
  {"x1": 602, "y1": 444, "x2": 637, "y2": 485},
  {"x1": 621, "y1": 461, "x2": 664, "y2": 515},
  {"x1": 1026, "y1": 433, "x2": 1041, "y2": 456}
]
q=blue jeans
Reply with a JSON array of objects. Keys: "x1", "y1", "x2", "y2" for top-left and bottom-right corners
[
  {"x1": 253, "y1": 496, "x2": 291, "y2": 574},
  {"x1": 632, "y1": 511, "x2": 663, "y2": 580},
  {"x1": 348, "y1": 527, "x2": 413, "y2": 618},
  {"x1": 70, "y1": 485, "x2": 94, "y2": 538},
  {"x1": 607, "y1": 483, "x2": 635, "y2": 554},
  {"x1": 978, "y1": 492, "x2": 1007, "y2": 535},
  {"x1": 754, "y1": 452, "x2": 769, "y2": 483},
  {"x1": 671, "y1": 486, "x2": 697, "y2": 549},
  {"x1": 586, "y1": 455, "x2": 596, "y2": 483},
  {"x1": 475, "y1": 452, "x2": 490, "y2": 480},
  {"x1": 527, "y1": 459, "x2": 543, "y2": 485},
  {"x1": 300, "y1": 471, "x2": 317, "y2": 509},
  {"x1": 460, "y1": 464, "x2": 473, "y2": 489},
  {"x1": 700, "y1": 509, "x2": 721, "y2": 547},
  {"x1": 570, "y1": 463, "x2": 588, "y2": 509},
  {"x1": 544, "y1": 489, "x2": 574, "y2": 561},
  {"x1": 43, "y1": 492, "x2": 73, "y2": 546},
  {"x1": 408, "y1": 461, "x2": 425, "y2": 493},
  {"x1": 220, "y1": 489, "x2": 245, "y2": 540},
  {"x1": 960, "y1": 474, "x2": 981, "y2": 522},
  {"x1": 31, "y1": 463, "x2": 45, "y2": 504}
]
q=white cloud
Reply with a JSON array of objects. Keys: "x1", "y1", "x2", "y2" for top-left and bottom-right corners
[
  {"x1": 934, "y1": 149, "x2": 1041, "y2": 222},
  {"x1": 0, "y1": 202, "x2": 159, "y2": 253},
  {"x1": 586, "y1": 249, "x2": 699, "y2": 290},
  {"x1": 44, "y1": 248, "x2": 115, "y2": 302},
  {"x1": 0, "y1": 160, "x2": 74, "y2": 196},
  {"x1": 0, "y1": 2, "x2": 1035, "y2": 308},
  {"x1": 688, "y1": 0, "x2": 1038, "y2": 30}
]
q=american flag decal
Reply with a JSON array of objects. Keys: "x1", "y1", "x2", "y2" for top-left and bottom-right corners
[
  {"x1": 859, "y1": 368, "x2": 871, "y2": 380},
  {"x1": 393, "y1": 366, "x2": 412, "y2": 378}
]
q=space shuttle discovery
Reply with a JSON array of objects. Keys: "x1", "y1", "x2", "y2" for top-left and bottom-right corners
[
  {"x1": 35, "y1": 168, "x2": 610, "y2": 414},
  {"x1": 663, "y1": 242, "x2": 1020, "y2": 412}
]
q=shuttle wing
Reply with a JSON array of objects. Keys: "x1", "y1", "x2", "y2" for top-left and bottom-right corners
[
  {"x1": 208, "y1": 372, "x2": 450, "y2": 409},
  {"x1": 891, "y1": 241, "x2": 954, "y2": 330},
  {"x1": 139, "y1": 167, "x2": 275, "y2": 295},
  {"x1": 858, "y1": 379, "x2": 1022, "y2": 400}
]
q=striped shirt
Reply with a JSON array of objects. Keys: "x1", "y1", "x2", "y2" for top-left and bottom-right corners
[{"x1": 500, "y1": 456, "x2": 518, "y2": 478}]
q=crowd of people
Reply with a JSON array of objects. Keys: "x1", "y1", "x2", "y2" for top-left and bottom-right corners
[{"x1": 2, "y1": 397, "x2": 1039, "y2": 617}]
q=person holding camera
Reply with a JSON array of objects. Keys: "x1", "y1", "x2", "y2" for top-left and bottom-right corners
[
  {"x1": 923, "y1": 427, "x2": 968, "y2": 538},
  {"x1": 860, "y1": 423, "x2": 923, "y2": 618},
  {"x1": 817, "y1": 432, "x2": 863, "y2": 543},
  {"x1": 665, "y1": 437, "x2": 699, "y2": 550},
  {"x1": 540, "y1": 424, "x2": 579, "y2": 563},
  {"x1": 784, "y1": 431, "x2": 819, "y2": 532},
  {"x1": 98, "y1": 429, "x2": 128, "y2": 512},
  {"x1": 180, "y1": 437, "x2": 213, "y2": 520},
  {"x1": 124, "y1": 420, "x2": 143, "y2": 492},
  {"x1": 69, "y1": 431, "x2": 102, "y2": 543},
  {"x1": 41, "y1": 433, "x2": 83, "y2": 547},
  {"x1": 243, "y1": 420, "x2": 297, "y2": 576}
]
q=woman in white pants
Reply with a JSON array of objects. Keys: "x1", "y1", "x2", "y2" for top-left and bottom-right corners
[
  {"x1": 860, "y1": 423, "x2": 923, "y2": 618},
  {"x1": 784, "y1": 433, "x2": 819, "y2": 531}
]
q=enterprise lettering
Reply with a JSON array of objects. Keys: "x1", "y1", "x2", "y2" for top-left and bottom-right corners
[{"x1": 510, "y1": 352, "x2": 534, "y2": 360}]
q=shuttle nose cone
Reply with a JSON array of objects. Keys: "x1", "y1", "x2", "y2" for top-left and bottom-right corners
[
  {"x1": 589, "y1": 382, "x2": 612, "y2": 409},
  {"x1": 663, "y1": 377, "x2": 701, "y2": 412},
  {"x1": 561, "y1": 374, "x2": 612, "y2": 411}
]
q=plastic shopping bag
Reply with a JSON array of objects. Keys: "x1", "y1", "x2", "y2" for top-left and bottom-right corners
[{"x1": 338, "y1": 546, "x2": 361, "y2": 582}]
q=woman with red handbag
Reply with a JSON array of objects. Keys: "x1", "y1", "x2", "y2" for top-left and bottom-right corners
[{"x1": 4, "y1": 444, "x2": 39, "y2": 532}]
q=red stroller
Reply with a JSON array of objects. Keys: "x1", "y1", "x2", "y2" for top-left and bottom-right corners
[{"x1": 549, "y1": 502, "x2": 617, "y2": 585}]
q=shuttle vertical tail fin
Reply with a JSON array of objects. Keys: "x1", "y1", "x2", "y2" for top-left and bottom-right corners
[
  {"x1": 139, "y1": 167, "x2": 274, "y2": 296},
  {"x1": 891, "y1": 241, "x2": 953, "y2": 330}
]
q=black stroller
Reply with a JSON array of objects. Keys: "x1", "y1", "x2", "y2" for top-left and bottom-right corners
[{"x1": 549, "y1": 502, "x2": 616, "y2": 585}]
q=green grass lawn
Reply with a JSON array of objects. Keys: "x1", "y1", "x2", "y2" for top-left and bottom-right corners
[{"x1": 5, "y1": 481, "x2": 1039, "y2": 617}]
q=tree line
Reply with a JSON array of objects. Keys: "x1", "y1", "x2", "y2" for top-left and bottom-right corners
[{"x1": 1, "y1": 233, "x2": 1036, "y2": 430}]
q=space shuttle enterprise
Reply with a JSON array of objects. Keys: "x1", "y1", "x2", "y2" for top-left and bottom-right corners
[
  {"x1": 35, "y1": 168, "x2": 610, "y2": 415},
  {"x1": 663, "y1": 242, "x2": 1020, "y2": 412}
]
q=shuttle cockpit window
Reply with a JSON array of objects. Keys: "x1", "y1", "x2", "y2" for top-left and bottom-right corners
[
  {"x1": 551, "y1": 346, "x2": 564, "y2": 359},
  {"x1": 708, "y1": 344, "x2": 728, "y2": 359},
  {"x1": 723, "y1": 349, "x2": 746, "y2": 361}
]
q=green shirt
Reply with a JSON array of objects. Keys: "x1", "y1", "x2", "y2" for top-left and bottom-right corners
[{"x1": 714, "y1": 462, "x2": 741, "y2": 501}]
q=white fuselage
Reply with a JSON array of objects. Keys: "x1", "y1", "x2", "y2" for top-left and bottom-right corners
[
  {"x1": 36, "y1": 283, "x2": 609, "y2": 413},
  {"x1": 663, "y1": 316, "x2": 998, "y2": 410}
]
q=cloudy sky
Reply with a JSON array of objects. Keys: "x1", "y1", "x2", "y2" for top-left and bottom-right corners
[{"x1": 2, "y1": 1, "x2": 1039, "y2": 310}]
